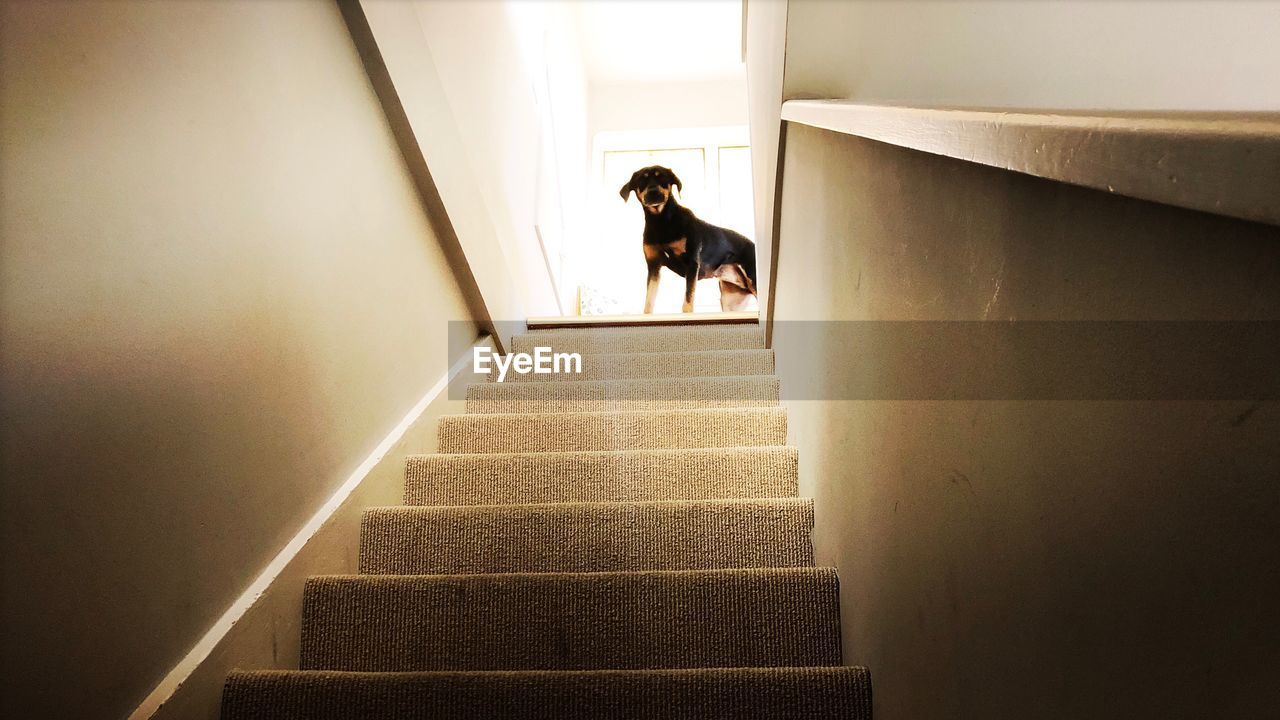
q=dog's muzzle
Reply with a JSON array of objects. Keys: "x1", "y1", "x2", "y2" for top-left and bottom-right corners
[{"x1": 642, "y1": 190, "x2": 666, "y2": 211}]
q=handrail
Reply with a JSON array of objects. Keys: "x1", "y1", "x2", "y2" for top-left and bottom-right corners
[{"x1": 782, "y1": 100, "x2": 1280, "y2": 228}]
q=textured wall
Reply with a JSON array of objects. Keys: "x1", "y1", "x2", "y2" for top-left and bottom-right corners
[
  {"x1": 0, "y1": 1, "x2": 479, "y2": 717},
  {"x1": 772, "y1": 123, "x2": 1280, "y2": 718}
]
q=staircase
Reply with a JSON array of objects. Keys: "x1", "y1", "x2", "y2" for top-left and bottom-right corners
[{"x1": 221, "y1": 323, "x2": 872, "y2": 719}]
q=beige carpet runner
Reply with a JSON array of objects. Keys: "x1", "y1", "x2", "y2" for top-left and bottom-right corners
[{"x1": 222, "y1": 324, "x2": 872, "y2": 719}]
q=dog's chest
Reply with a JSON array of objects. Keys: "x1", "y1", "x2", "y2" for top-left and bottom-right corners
[
  {"x1": 645, "y1": 237, "x2": 693, "y2": 272},
  {"x1": 659, "y1": 238, "x2": 687, "y2": 259}
]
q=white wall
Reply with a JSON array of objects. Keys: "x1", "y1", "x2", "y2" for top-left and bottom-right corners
[
  {"x1": 409, "y1": 0, "x2": 590, "y2": 316},
  {"x1": 743, "y1": 0, "x2": 789, "y2": 326},
  {"x1": 784, "y1": 0, "x2": 1280, "y2": 110},
  {"x1": 510, "y1": 0, "x2": 592, "y2": 314},
  {"x1": 589, "y1": 76, "x2": 748, "y2": 137}
]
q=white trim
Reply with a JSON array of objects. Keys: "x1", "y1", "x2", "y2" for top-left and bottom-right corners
[
  {"x1": 127, "y1": 346, "x2": 482, "y2": 719},
  {"x1": 527, "y1": 310, "x2": 758, "y2": 329},
  {"x1": 592, "y1": 125, "x2": 750, "y2": 154}
]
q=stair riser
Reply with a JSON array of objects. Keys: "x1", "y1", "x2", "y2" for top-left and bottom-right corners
[
  {"x1": 221, "y1": 667, "x2": 874, "y2": 720},
  {"x1": 403, "y1": 447, "x2": 798, "y2": 505},
  {"x1": 486, "y1": 349, "x2": 774, "y2": 382},
  {"x1": 465, "y1": 376, "x2": 780, "y2": 414},
  {"x1": 437, "y1": 408, "x2": 787, "y2": 454},
  {"x1": 360, "y1": 500, "x2": 815, "y2": 574},
  {"x1": 300, "y1": 570, "x2": 841, "y2": 672}
]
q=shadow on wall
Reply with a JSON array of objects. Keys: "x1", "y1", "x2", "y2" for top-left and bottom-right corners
[
  {"x1": 772, "y1": 123, "x2": 1280, "y2": 719},
  {"x1": 0, "y1": 1, "x2": 481, "y2": 717}
]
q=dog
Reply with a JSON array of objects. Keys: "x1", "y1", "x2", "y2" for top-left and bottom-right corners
[{"x1": 619, "y1": 165, "x2": 757, "y2": 313}]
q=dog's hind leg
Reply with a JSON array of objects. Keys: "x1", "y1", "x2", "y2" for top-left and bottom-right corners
[{"x1": 719, "y1": 280, "x2": 753, "y2": 311}]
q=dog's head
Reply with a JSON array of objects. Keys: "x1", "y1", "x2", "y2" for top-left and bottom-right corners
[{"x1": 619, "y1": 165, "x2": 682, "y2": 214}]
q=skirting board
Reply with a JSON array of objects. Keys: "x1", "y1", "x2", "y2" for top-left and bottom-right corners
[{"x1": 129, "y1": 341, "x2": 489, "y2": 720}]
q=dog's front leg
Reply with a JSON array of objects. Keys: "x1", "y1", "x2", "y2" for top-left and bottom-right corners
[
  {"x1": 644, "y1": 262, "x2": 661, "y2": 314},
  {"x1": 682, "y1": 261, "x2": 700, "y2": 313}
]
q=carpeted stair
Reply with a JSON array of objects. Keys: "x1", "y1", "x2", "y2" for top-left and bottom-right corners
[
  {"x1": 465, "y1": 374, "x2": 781, "y2": 414},
  {"x1": 359, "y1": 498, "x2": 815, "y2": 574},
  {"x1": 486, "y1": 348, "x2": 775, "y2": 382},
  {"x1": 438, "y1": 407, "x2": 787, "y2": 453},
  {"x1": 403, "y1": 446, "x2": 798, "y2": 505},
  {"x1": 222, "y1": 322, "x2": 872, "y2": 719}
]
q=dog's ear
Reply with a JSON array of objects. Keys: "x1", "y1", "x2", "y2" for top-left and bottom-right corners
[
  {"x1": 619, "y1": 174, "x2": 636, "y2": 202},
  {"x1": 669, "y1": 171, "x2": 683, "y2": 194}
]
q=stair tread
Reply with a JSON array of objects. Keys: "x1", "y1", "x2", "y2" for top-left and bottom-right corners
[
  {"x1": 442, "y1": 406, "x2": 786, "y2": 420},
  {"x1": 527, "y1": 311, "x2": 758, "y2": 328},
  {"x1": 222, "y1": 666, "x2": 873, "y2": 720},
  {"x1": 485, "y1": 348, "x2": 774, "y2": 382},
  {"x1": 438, "y1": 406, "x2": 787, "y2": 453},
  {"x1": 360, "y1": 498, "x2": 815, "y2": 574},
  {"x1": 413, "y1": 444, "x2": 796, "y2": 460},
  {"x1": 314, "y1": 565, "x2": 832, "y2": 581},
  {"x1": 300, "y1": 568, "x2": 842, "y2": 672},
  {"x1": 404, "y1": 445, "x2": 799, "y2": 505},
  {"x1": 366, "y1": 496, "x2": 813, "y2": 512},
  {"x1": 465, "y1": 374, "x2": 780, "y2": 413}
]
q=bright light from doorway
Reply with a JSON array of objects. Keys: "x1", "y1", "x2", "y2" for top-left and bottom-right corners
[{"x1": 582, "y1": 126, "x2": 755, "y2": 315}]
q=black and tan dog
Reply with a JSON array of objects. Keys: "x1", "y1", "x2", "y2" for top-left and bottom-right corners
[{"x1": 620, "y1": 165, "x2": 757, "y2": 313}]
